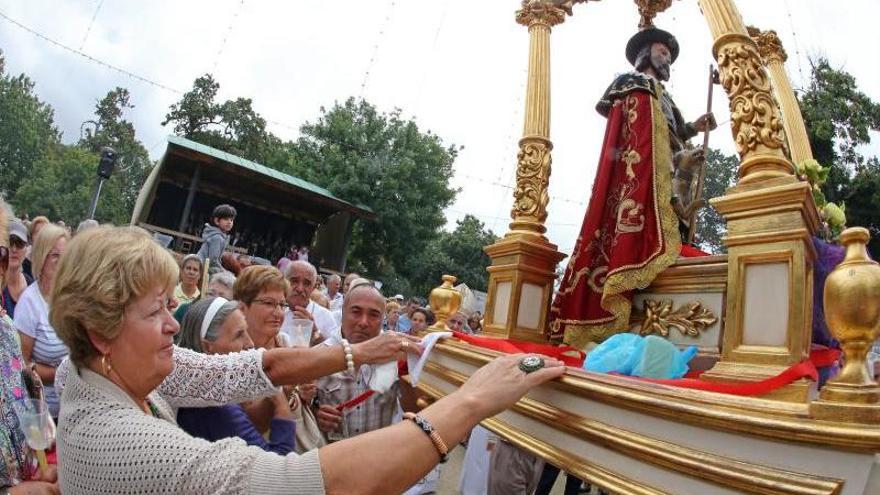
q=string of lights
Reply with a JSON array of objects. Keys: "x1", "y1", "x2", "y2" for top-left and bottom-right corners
[
  {"x1": 0, "y1": 9, "x2": 184, "y2": 95},
  {"x1": 79, "y1": 0, "x2": 105, "y2": 50},
  {"x1": 360, "y1": 0, "x2": 397, "y2": 98},
  {"x1": 0, "y1": 8, "x2": 303, "y2": 136},
  {"x1": 782, "y1": 0, "x2": 806, "y2": 86},
  {"x1": 211, "y1": 0, "x2": 247, "y2": 73}
]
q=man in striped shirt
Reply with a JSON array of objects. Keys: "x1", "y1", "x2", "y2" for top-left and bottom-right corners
[{"x1": 313, "y1": 282, "x2": 400, "y2": 442}]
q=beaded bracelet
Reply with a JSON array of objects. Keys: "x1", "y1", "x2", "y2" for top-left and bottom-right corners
[
  {"x1": 403, "y1": 412, "x2": 449, "y2": 463},
  {"x1": 340, "y1": 338, "x2": 355, "y2": 374}
]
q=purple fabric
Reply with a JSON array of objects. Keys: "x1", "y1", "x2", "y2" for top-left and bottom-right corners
[
  {"x1": 812, "y1": 237, "x2": 845, "y2": 347},
  {"x1": 177, "y1": 404, "x2": 296, "y2": 455}
]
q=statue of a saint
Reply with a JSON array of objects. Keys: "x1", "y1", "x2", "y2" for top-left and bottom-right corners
[{"x1": 549, "y1": 27, "x2": 716, "y2": 347}]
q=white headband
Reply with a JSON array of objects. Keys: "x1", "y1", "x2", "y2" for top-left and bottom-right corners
[{"x1": 201, "y1": 297, "x2": 229, "y2": 340}]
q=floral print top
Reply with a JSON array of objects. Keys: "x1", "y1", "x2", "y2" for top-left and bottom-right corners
[{"x1": 0, "y1": 313, "x2": 34, "y2": 487}]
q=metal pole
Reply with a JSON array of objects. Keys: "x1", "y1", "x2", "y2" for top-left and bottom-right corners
[{"x1": 87, "y1": 176, "x2": 106, "y2": 220}]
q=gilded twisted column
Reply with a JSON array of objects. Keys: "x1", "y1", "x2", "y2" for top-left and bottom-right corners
[
  {"x1": 507, "y1": 2, "x2": 565, "y2": 239},
  {"x1": 698, "y1": 0, "x2": 793, "y2": 184},
  {"x1": 749, "y1": 26, "x2": 814, "y2": 168}
]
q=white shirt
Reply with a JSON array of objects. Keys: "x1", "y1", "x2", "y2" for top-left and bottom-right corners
[
  {"x1": 282, "y1": 300, "x2": 340, "y2": 342},
  {"x1": 328, "y1": 292, "x2": 344, "y2": 312},
  {"x1": 14, "y1": 283, "x2": 69, "y2": 416}
]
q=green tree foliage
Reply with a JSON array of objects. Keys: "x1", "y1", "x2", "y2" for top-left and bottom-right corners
[
  {"x1": 0, "y1": 49, "x2": 60, "y2": 201},
  {"x1": 696, "y1": 59, "x2": 880, "y2": 255},
  {"x1": 694, "y1": 148, "x2": 738, "y2": 254},
  {"x1": 843, "y1": 158, "x2": 880, "y2": 255},
  {"x1": 162, "y1": 74, "x2": 281, "y2": 164},
  {"x1": 800, "y1": 58, "x2": 880, "y2": 203},
  {"x1": 277, "y1": 98, "x2": 460, "y2": 294},
  {"x1": 799, "y1": 58, "x2": 880, "y2": 253},
  {"x1": 14, "y1": 145, "x2": 129, "y2": 225},
  {"x1": 406, "y1": 215, "x2": 498, "y2": 298},
  {"x1": 79, "y1": 87, "x2": 153, "y2": 213}
]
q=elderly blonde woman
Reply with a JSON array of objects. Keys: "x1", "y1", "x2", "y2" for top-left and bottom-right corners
[
  {"x1": 14, "y1": 223, "x2": 70, "y2": 417},
  {"x1": 52, "y1": 226, "x2": 565, "y2": 494}
]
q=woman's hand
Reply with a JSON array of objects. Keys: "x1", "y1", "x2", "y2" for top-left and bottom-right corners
[
  {"x1": 455, "y1": 354, "x2": 566, "y2": 418},
  {"x1": 352, "y1": 332, "x2": 423, "y2": 367}
]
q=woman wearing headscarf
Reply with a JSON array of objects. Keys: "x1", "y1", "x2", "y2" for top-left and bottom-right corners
[{"x1": 176, "y1": 297, "x2": 295, "y2": 454}]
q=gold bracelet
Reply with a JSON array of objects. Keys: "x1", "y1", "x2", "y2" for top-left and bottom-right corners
[{"x1": 403, "y1": 412, "x2": 449, "y2": 463}]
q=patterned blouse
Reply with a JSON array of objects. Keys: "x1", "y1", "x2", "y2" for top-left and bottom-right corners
[
  {"x1": 55, "y1": 347, "x2": 325, "y2": 494},
  {"x1": 0, "y1": 314, "x2": 35, "y2": 488}
]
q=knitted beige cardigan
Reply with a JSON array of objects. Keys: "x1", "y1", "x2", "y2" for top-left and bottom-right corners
[{"x1": 56, "y1": 347, "x2": 326, "y2": 494}]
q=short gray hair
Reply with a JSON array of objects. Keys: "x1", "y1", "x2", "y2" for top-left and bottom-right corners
[
  {"x1": 177, "y1": 297, "x2": 241, "y2": 353},
  {"x1": 327, "y1": 274, "x2": 341, "y2": 284},
  {"x1": 209, "y1": 270, "x2": 236, "y2": 289},
  {"x1": 76, "y1": 219, "x2": 99, "y2": 234},
  {"x1": 284, "y1": 259, "x2": 317, "y2": 283}
]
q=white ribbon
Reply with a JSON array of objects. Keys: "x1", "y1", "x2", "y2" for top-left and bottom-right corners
[{"x1": 201, "y1": 297, "x2": 229, "y2": 340}]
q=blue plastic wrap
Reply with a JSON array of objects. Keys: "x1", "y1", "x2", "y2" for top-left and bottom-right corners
[{"x1": 584, "y1": 333, "x2": 697, "y2": 379}]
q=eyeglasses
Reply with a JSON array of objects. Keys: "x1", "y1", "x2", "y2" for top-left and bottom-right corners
[
  {"x1": 0, "y1": 246, "x2": 7, "y2": 271},
  {"x1": 253, "y1": 298, "x2": 289, "y2": 311}
]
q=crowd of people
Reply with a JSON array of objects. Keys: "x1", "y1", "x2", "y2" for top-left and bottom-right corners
[{"x1": 0, "y1": 198, "x2": 566, "y2": 495}]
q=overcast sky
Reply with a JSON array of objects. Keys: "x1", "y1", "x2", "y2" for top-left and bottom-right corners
[{"x1": 1, "y1": 0, "x2": 878, "y2": 256}]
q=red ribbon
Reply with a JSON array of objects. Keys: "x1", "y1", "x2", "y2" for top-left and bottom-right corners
[
  {"x1": 620, "y1": 360, "x2": 818, "y2": 396},
  {"x1": 451, "y1": 332, "x2": 839, "y2": 397},
  {"x1": 809, "y1": 347, "x2": 841, "y2": 368},
  {"x1": 336, "y1": 390, "x2": 375, "y2": 411},
  {"x1": 451, "y1": 332, "x2": 586, "y2": 367}
]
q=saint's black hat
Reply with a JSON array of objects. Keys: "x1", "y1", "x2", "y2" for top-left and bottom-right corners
[{"x1": 625, "y1": 27, "x2": 679, "y2": 66}]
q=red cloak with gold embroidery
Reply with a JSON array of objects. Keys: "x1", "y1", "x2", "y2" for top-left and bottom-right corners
[{"x1": 549, "y1": 78, "x2": 680, "y2": 349}]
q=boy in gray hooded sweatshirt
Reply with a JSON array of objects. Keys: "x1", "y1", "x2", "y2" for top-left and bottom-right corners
[{"x1": 197, "y1": 204, "x2": 237, "y2": 275}]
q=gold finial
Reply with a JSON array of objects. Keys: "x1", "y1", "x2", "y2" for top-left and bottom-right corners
[
  {"x1": 634, "y1": 0, "x2": 673, "y2": 29},
  {"x1": 427, "y1": 275, "x2": 462, "y2": 331},
  {"x1": 811, "y1": 227, "x2": 880, "y2": 422}
]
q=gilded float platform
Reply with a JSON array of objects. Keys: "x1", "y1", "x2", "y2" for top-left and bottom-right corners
[
  {"x1": 417, "y1": 337, "x2": 879, "y2": 494},
  {"x1": 419, "y1": 0, "x2": 880, "y2": 493}
]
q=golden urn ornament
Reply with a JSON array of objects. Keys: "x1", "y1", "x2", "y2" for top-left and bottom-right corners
[
  {"x1": 428, "y1": 275, "x2": 462, "y2": 331},
  {"x1": 811, "y1": 227, "x2": 880, "y2": 423}
]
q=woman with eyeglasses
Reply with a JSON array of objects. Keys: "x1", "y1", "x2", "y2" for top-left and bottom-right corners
[
  {"x1": 14, "y1": 223, "x2": 70, "y2": 419},
  {"x1": 233, "y1": 265, "x2": 289, "y2": 350},
  {"x1": 2, "y1": 219, "x2": 33, "y2": 319},
  {"x1": 233, "y1": 265, "x2": 292, "y2": 433}
]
